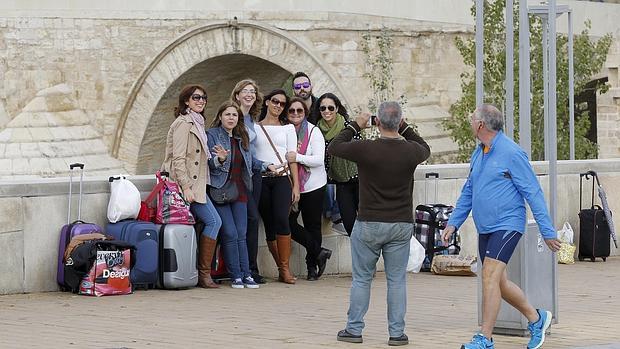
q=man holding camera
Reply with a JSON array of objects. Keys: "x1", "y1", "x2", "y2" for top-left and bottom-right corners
[{"x1": 328, "y1": 101, "x2": 430, "y2": 346}]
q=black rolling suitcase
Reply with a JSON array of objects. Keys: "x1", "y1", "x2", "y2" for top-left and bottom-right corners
[{"x1": 578, "y1": 171, "x2": 611, "y2": 262}]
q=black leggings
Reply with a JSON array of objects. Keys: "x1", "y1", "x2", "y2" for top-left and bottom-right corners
[
  {"x1": 259, "y1": 176, "x2": 292, "y2": 241},
  {"x1": 290, "y1": 186, "x2": 326, "y2": 268},
  {"x1": 246, "y1": 172, "x2": 262, "y2": 274},
  {"x1": 336, "y1": 180, "x2": 359, "y2": 236}
]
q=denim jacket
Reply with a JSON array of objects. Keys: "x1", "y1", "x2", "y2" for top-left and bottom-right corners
[{"x1": 206, "y1": 126, "x2": 265, "y2": 190}]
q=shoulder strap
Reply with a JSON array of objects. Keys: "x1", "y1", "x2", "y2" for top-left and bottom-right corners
[
  {"x1": 258, "y1": 123, "x2": 286, "y2": 167},
  {"x1": 258, "y1": 123, "x2": 293, "y2": 186}
]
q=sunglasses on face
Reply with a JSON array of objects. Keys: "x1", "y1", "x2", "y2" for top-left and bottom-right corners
[
  {"x1": 288, "y1": 108, "x2": 304, "y2": 115},
  {"x1": 191, "y1": 94, "x2": 208, "y2": 101},
  {"x1": 293, "y1": 82, "x2": 311, "y2": 90},
  {"x1": 240, "y1": 88, "x2": 256, "y2": 94},
  {"x1": 270, "y1": 99, "x2": 286, "y2": 107},
  {"x1": 320, "y1": 105, "x2": 336, "y2": 112}
]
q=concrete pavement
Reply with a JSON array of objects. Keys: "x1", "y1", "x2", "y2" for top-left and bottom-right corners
[{"x1": 1, "y1": 257, "x2": 619, "y2": 348}]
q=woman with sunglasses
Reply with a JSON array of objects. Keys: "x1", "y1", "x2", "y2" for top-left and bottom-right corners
[
  {"x1": 161, "y1": 84, "x2": 222, "y2": 289},
  {"x1": 230, "y1": 79, "x2": 266, "y2": 284},
  {"x1": 255, "y1": 89, "x2": 299, "y2": 284},
  {"x1": 313, "y1": 92, "x2": 360, "y2": 237},
  {"x1": 207, "y1": 101, "x2": 275, "y2": 289},
  {"x1": 285, "y1": 97, "x2": 333, "y2": 280}
]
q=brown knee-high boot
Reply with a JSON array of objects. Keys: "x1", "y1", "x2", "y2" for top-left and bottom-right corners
[
  {"x1": 267, "y1": 240, "x2": 284, "y2": 281},
  {"x1": 198, "y1": 236, "x2": 219, "y2": 288},
  {"x1": 276, "y1": 234, "x2": 296, "y2": 284}
]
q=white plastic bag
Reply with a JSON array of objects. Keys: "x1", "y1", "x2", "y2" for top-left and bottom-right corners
[
  {"x1": 558, "y1": 222, "x2": 574, "y2": 244},
  {"x1": 407, "y1": 235, "x2": 426, "y2": 273},
  {"x1": 107, "y1": 175, "x2": 141, "y2": 223}
]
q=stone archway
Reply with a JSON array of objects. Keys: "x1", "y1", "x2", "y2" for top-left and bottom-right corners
[{"x1": 113, "y1": 21, "x2": 351, "y2": 174}]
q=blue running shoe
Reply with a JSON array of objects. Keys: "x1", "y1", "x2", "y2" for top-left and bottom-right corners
[
  {"x1": 231, "y1": 278, "x2": 244, "y2": 289},
  {"x1": 527, "y1": 309, "x2": 552, "y2": 349},
  {"x1": 461, "y1": 333, "x2": 494, "y2": 349}
]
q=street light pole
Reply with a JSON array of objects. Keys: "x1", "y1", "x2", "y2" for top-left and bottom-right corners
[{"x1": 519, "y1": 0, "x2": 531, "y2": 157}]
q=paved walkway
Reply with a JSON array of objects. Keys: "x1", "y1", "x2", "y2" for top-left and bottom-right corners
[{"x1": 1, "y1": 257, "x2": 619, "y2": 349}]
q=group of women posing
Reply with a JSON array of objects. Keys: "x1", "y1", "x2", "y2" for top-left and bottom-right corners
[{"x1": 161, "y1": 79, "x2": 360, "y2": 288}]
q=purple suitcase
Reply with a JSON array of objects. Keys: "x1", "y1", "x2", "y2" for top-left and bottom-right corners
[{"x1": 56, "y1": 163, "x2": 104, "y2": 290}]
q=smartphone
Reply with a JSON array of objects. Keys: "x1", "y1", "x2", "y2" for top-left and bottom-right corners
[{"x1": 368, "y1": 115, "x2": 377, "y2": 127}]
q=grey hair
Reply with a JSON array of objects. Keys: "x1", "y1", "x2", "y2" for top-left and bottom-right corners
[
  {"x1": 377, "y1": 101, "x2": 402, "y2": 131},
  {"x1": 474, "y1": 104, "x2": 504, "y2": 132}
]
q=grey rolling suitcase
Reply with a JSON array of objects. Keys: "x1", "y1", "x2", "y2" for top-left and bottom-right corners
[{"x1": 156, "y1": 224, "x2": 198, "y2": 289}]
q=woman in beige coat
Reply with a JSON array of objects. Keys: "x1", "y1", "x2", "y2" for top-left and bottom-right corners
[{"x1": 162, "y1": 84, "x2": 222, "y2": 288}]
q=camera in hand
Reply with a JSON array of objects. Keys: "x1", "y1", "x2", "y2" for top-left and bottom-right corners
[{"x1": 367, "y1": 115, "x2": 377, "y2": 127}]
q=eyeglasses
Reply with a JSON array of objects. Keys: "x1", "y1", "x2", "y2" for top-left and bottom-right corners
[
  {"x1": 191, "y1": 94, "x2": 208, "y2": 101},
  {"x1": 240, "y1": 88, "x2": 256, "y2": 94},
  {"x1": 293, "y1": 82, "x2": 311, "y2": 90},
  {"x1": 288, "y1": 108, "x2": 304, "y2": 115},
  {"x1": 270, "y1": 99, "x2": 286, "y2": 107},
  {"x1": 320, "y1": 105, "x2": 336, "y2": 112}
]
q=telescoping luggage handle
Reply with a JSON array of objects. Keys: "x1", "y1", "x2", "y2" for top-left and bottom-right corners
[
  {"x1": 425, "y1": 172, "x2": 439, "y2": 204},
  {"x1": 67, "y1": 163, "x2": 85, "y2": 225},
  {"x1": 579, "y1": 170, "x2": 599, "y2": 211}
]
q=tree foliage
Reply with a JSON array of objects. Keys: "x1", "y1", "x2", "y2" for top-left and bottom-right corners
[
  {"x1": 359, "y1": 28, "x2": 413, "y2": 139},
  {"x1": 443, "y1": 0, "x2": 612, "y2": 162}
]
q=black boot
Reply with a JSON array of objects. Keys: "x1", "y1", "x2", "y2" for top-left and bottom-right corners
[
  {"x1": 307, "y1": 265, "x2": 318, "y2": 281},
  {"x1": 316, "y1": 247, "x2": 332, "y2": 278}
]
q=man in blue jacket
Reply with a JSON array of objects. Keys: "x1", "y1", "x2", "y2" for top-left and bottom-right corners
[{"x1": 442, "y1": 104, "x2": 561, "y2": 349}]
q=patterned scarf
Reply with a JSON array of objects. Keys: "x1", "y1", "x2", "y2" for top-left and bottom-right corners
[
  {"x1": 187, "y1": 109, "x2": 210, "y2": 159},
  {"x1": 295, "y1": 118, "x2": 312, "y2": 192},
  {"x1": 317, "y1": 114, "x2": 358, "y2": 182}
]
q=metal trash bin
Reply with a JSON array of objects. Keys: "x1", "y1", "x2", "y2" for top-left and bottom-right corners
[{"x1": 477, "y1": 220, "x2": 558, "y2": 336}]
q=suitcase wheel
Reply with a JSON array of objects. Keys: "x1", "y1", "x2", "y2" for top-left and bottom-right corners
[
  {"x1": 590, "y1": 257, "x2": 595, "y2": 262},
  {"x1": 602, "y1": 257, "x2": 607, "y2": 262}
]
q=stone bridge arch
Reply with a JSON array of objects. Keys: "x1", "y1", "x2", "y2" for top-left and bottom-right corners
[{"x1": 112, "y1": 21, "x2": 352, "y2": 174}]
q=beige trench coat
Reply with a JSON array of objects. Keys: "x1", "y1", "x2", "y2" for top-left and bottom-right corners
[{"x1": 161, "y1": 113, "x2": 210, "y2": 204}]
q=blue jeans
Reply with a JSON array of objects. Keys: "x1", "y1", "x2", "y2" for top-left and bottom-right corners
[
  {"x1": 190, "y1": 198, "x2": 222, "y2": 239},
  {"x1": 346, "y1": 220, "x2": 412, "y2": 338},
  {"x1": 215, "y1": 201, "x2": 249, "y2": 280}
]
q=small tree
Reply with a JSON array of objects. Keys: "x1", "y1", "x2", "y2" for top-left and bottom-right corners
[
  {"x1": 359, "y1": 28, "x2": 412, "y2": 138},
  {"x1": 444, "y1": 0, "x2": 612, "y2": 162}
]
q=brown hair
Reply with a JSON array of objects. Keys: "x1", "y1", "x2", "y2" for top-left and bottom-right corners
[
  {"x1": 287, "y1": 97, "x2": 309, "y2": 120},
  {"x1": 230, "y1": 79, "x2": 263, "y2": 121},
  {"x1": 174, "y1": 84, "x2": 207, "y2": 118},
  {"x1": 210, "y1": 101, "x2": 250, "y2": 150}
]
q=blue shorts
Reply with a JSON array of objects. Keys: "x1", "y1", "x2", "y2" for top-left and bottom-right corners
[{"x1": 478, "y1": 230, "x2": 522, "y2": 264}]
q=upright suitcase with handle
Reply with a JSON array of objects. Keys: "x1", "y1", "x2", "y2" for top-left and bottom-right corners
[
  {"x1": 578, "y1": 171, "x2": 611, "y2": 262},
  {"x1": 156, "y1": 224, "x2": 198, "y2": 289},
  {"x1": 414, "y1": 172, "x2": 460, "y2": 272},
  {"x1": 57, "y1": 163, "x2": 104, "y2": 290},
  {"x1": 106, "y1": 220, "x2": 159, "y2": 289}
]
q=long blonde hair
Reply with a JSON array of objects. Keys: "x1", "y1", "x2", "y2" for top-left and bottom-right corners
[{"x1": 230, "y1": 79, "x2": 263, "y2": 121}]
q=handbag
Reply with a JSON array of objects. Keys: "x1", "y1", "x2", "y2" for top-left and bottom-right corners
[
  {"x1": 138, "y1": 171, "x2": 195, "y2": 225},
  {"x1": 209, "y1": 180, "x2": 239, "y2": 205}
]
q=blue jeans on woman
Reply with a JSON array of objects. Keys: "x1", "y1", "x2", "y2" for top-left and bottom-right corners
[
  {"x1": 190, "y1": 198, "x2": 222, "y2": 239},
  {"x1": 214, "y1": 201, "x2": 249, "y2": 280}
]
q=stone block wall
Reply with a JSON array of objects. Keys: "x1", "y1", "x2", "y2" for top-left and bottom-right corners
[{"x1": 1, "y1": 159, "x2": 619, "y2": 295}]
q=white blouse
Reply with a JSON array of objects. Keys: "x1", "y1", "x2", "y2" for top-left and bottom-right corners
[
  {"x1": 254, "y1": 123, "x2": 297, "y2": 171},
  {"x1": 296, "y1": 124, "x2": 327, "y2": 193}
]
